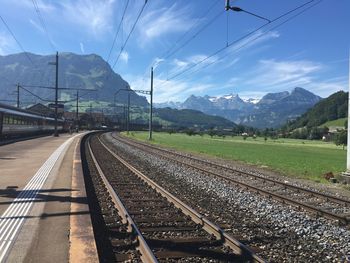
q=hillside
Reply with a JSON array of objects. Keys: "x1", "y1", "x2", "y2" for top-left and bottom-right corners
[
  {"x1": 155, "y1": 108, "x2": 236, "y2": 129},
  {"x1": 319, "y1": 118, "x2": 347, "y2": 128},
  {"x1": 0, "y1": 52, "x2": 148, "y2": 109},
  {"x1": 287, "y1": 91, "x2": 347, "y2": 129}
]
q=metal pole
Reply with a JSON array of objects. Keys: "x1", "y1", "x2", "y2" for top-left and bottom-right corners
[
  {"x1": 149, "y1": 67, "x2": 153, "y2": 140},
  {"x1": 16, "y1": 83, "x2": 20, "y2": 108},
  {"x1": 124, "y1": 104, "x2": 126, "y2": 130},
  {"x1": 54, "y1": 51, "x2": 59, "y2": 137},
  {"x1": 90, "y1": 103, "x2": 92, "y2": 129},
  {"x1": 114, "y1": 93, "x2": 116, "y2": 120},
  {"x1": 76, "y1": 90, "x2": 79, "y2": 132},
  {"x1": 127, "y1": 92, "x2": 130, "y2": 134},
  {"x1": 347, "y1": 53, "x2": 350, "y2": 171}
]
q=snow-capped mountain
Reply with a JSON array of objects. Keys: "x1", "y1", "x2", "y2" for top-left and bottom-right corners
[{"x1": 154, "y1": 88, "x2": 322, "y2": 128}]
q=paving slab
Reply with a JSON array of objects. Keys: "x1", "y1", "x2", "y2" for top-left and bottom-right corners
[{"x1": 0, "y1": 133, "x2": 98, "y2": 262}]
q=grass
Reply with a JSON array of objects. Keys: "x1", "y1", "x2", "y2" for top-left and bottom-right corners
[
  {"x1": 320, "y1": 118, "x2": 347, "y2": 128},
  {"x1": 124, "y1": 131, "x2": 347, "y2": 183}
]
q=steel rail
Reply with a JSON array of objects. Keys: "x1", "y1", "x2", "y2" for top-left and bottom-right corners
[
  {"x1": 98, "y1": 135, "x2": 266, "y2": 263},
  {"x1": 87, "y1": 137, "x2": 158, "y2": 263},
  {"x1": 112, "y1": 133, "x2": 349, "y2": 225},
  {"x1": 115, "y1": 133, "x2": 349, "y2": 206}
]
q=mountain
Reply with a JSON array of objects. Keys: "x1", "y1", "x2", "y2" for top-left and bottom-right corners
[
  {"x1": 241, "y1": 87, "x2": 322, "y2": 128},
  {"x1": 0, "y1": 52, "x2": 148, "y2": 110},
  {"x1": 155, "y1": 88, "x2": 322, "y2": 128},
  {"x1": 181, "y1": 93, "x2": 254, "y2": 123},
  {"x1": 155, "y1": 108, "x2": 236, "y2": 129},
  {"x1": 154, "y1": 101, "x2": 182, "y2": 109},
  {"x1": 285, "y1": 90, "x2": 347, "y2": 129}
]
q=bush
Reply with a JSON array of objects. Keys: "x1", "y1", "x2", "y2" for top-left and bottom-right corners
[
  {"x1": 185, "y1": 129, "x2": 195, "y2": 136},
  {"x1": 334, "y1": 129, "x2": 347, "y2": 149}
]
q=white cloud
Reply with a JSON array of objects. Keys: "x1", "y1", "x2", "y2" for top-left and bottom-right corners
[
  {"x1": 29, "y1": 19, "x2": 44, "y2": 33},
  {"x1": 233, "y1": 58, "x2": 347, "y2": 99},
  {"x1": 137, "y1": 3, "x2": 196, "y2": 43},
  {"x1": 9, "y1": 0, "x2": 116, "y2": 38},
  {"x1": 60, "y1": 0, "x2": 116, "y2": 36},
  {"x1": 225, "y1": 30, "x2": 280, "y2": 58},
  {"x1": 80, "y1": 42, "x2": 85, "y2": 53},
  {"x1": 9, "y1": 0, "x2": 55, "y2": 12},
  {"x1": 120, "y1": 51, "x2": 129, "y2": 63},
  {"x1": 124, "y1": 73, "x2": 214, "y2": 103},
  {"x1": 152, "y1": 57, "x2": 165, "y2": 69},
  {"x1": 303, "y1": 76, "x2": 348, "y2": 98},
  {"x1": 0, "y1": 32, "x2": 15, "y2": 55},
  {"x1": 173, "y1": 59, "x2": 189, "y2": 68},
  {"x1": 155, "y1": 30, "x2": 279, "y2": 83},
  {"x1": 165, "y1": 53, "x2": 218, "y2": 78},
  {"x1": 245, "y1": 59, "x2": 323, "y2": 89}
]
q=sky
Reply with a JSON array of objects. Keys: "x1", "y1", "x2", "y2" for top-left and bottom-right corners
[{"x1": 0, "y1": 0, "x2": 349, "y2": 103}]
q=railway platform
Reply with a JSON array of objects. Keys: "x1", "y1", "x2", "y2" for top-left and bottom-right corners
[{"x1": 0, "y1": 133, "x2": 98, "y2": 263}]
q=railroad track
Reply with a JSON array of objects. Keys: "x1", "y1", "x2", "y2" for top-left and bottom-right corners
[
  {"x1": 110, "y1": 132, "x2": 350, "y2": 225},
  {"x1": 86, "y1": 134, "x2": 265, "y2": 262}
]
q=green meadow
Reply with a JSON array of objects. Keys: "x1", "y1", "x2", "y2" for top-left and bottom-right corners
[{"x1": 124, "y1": 131, "x2": 346, "y2": 183}]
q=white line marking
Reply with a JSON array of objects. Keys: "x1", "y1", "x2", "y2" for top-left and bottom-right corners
[{"x1": 0, "y1": 135, "x2": 78, "y2": 262}]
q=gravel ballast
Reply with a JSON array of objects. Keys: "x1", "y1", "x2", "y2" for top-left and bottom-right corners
[{"x1": 103, "y1": 133, "x2": 350, "y2": 262}]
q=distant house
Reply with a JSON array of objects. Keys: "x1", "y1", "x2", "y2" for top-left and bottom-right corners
[
  {"x1": 26, "y1": 103, "x2": 55, "y2": 117},
  {"x1": 63, "y1": 111, "x2": 84, "y2": 121}
]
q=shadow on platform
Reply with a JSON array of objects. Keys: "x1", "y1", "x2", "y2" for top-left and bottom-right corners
[{"x1": 0, "y1": 187, "x2": 88, "y2": 206}]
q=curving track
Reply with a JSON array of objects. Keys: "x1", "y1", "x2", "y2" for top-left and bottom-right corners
[
  {"x1": 84, "y1": 133, "x2": 265, "y2": 262},
  {"x1": 110, "y1": 132, "x2": 350, "y2": 225}
]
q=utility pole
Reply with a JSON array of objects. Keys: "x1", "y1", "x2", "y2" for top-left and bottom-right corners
[
  {"x1": 346, "y1": 53, "x2": 350, "y2": 171},
  {"x1": 149, "y1": 67, "x2": 153, "y2": 140},
  {"x1": 16, "y1": 83, "x2": 20, "y2": 108},
  {"x1": 123, "y1": 104, "x2": 126, "y2": 130},
  {"x1": 343, "y1": 53, "x2": 350, "y2": 183},
  {"x1": 52, "y1": 52, "x2": 59, "y2": 137},
  {"x1": 127, "y1": 91, "x2": 130, "y2": 134},
  {"x1": 76, "y1": 90, "x2": 79, "y2": 132},
  {"x1": 90, "y1": 103, "x2": 92, "y2": 130}
]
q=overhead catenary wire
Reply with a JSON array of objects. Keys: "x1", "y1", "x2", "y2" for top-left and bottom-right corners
[
  {"x1": 31, "y1": 0, "x2": 56, "y2": 52},
  {"x1": 159, "y1": 0, "x2": 221, "y2": 61},
  {"x1": 106, "y1": 0, "x2": 130, "y2": 64},
  {"x1": 163, "y1": 9, "x2": 225, "y2": 61},
  {"x1": 161, "y1": 0, "x2": 321, "y2": 84},
  {"x1": 184, "y1": 0, "x2": 325, "y2": 82},
  {"x1": 0, "y1": 15, "x2": 35, "y2": 66},
  {"x1": 19, "y1": 86, "x2": 52, "y2": 102},
  {"x1": 112, "y1": 0, "x2": 148, "y2": 69}
]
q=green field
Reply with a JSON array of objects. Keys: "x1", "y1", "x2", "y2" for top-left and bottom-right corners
[{"x1": 124, "y1": 131, "x2": 347, "y2": 183}]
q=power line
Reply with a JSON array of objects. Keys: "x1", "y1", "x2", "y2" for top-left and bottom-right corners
[
  {"x1": 107, "y1": 0, "x2": 130, "y2": 63},
  {"x1": 159, "y1": 0, "x2": 221, "y2": 61},
  {"x1": 31, "y1": 0, "x2": 56, "y2": 52},
  {"x1": 194, "y1": 0, "x2": 325, "y2": 79},
  {"x1": 112, "y1": 0, "x2": 148, "y2": 69},
  {"x1": 162, "y1": 0, "x2": 321, "y2": 83},
  {"x1": 0, "y1": 15, "x2": 35, "y2": 66},
  {"x1": 19, "y1": 86, "x2": 52, "y2": 102},
  {"x1": 163, "y1": 9, "x2": 225, "y2": 61}
]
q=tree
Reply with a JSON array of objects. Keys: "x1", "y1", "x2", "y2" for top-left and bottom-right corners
[
  {"x1": 263, "y1": 128, "x2": 269, "y2": 138},
  {"x1": 334, "y1": 129, "x2": 347, "y2": 150},
  {"x1": 167, "y1": 129, "x2": 175, "y2": 135},
  {"x1": 185, "y1": 129, "x2": 195, "y2": 136},
  {"x1": 309, "y1": 127, "x2": 322, "y2": 140},
  {"x1": 208, "y1": 128, "x2": 216, "y2": 138}
]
